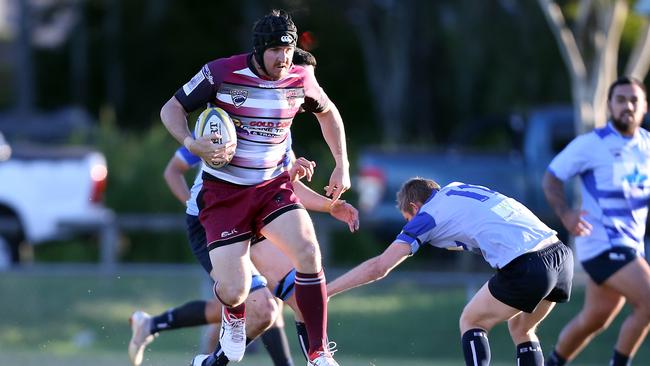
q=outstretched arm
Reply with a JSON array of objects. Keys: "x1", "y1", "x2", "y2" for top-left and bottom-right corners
[
  {"x1": 327, "y1": 241, "x2": 411, "y2": 298},
  {"x1": 314, "y1": 102, "x2": 350, "y2": 202}
]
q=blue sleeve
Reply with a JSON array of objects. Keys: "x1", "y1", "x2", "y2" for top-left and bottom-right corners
[
  {"x1": 175, "y1": 146, "x2": 201, "y2": 167},
  {"x1": 395, "y1": 212, "x2": 436, "y2": 254}
]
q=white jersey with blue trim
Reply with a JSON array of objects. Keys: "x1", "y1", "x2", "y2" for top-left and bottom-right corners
[
  {"x1": 548, "y1": 122, "x2": 650, "y2": 261},
  {"x1": 176, "y1": 133, "x2": 295, "y2": 217},
  {"x1": 395, "y1": 182, "x2": 557, "y2": 269}
]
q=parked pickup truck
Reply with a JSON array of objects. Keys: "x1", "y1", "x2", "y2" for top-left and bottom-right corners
[
  {"x1": 0, "y1": 109, "x2": 112, "y2": 268},
  {"x1": 356, "y1": 106, "x2": 576, "y2": 240}
]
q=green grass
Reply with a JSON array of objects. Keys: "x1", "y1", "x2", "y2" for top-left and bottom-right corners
[{"x1": 1, "y1": 268, "x2": 649, "y2": 365}]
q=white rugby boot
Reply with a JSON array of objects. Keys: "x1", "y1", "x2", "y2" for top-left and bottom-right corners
[
  {"x1": 308, "y1": 342, "x2": 340, "y2": 366},
  {"x1": 128, "y1": 311, "x2": 156, "y2": 366},
  {"x1": 219, "y1": 307, "x2": 246, "y2": 362}
]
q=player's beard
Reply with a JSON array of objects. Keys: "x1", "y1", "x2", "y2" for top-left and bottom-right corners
[{"x1": 611, "y1": 110, "x2": 638, "y2": 135}]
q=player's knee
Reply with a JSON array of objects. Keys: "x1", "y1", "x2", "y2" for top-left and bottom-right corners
[
  {"x1": 459, "y1": 310, "x2": 481, "y2": 333},
  {"x1": 631, "y1": 301, "x2": 650, "y2": 324},
  {"x1": 507, "y1": 318, "x2": 536, "y2": 342},
  {"x1": 215, "y1": 282, "x2": 249, "y2": 307},
  {"x1": 293, "y1": 242, "x2": 321, "y2": 271},
  {"x1": 580, "y1": 309, "x2": 614, "y2": 333},
  {"x1": 246, "y1": 295, "x2": 279, "y2": 331},
  {"x1": 459, "y1": 307, "x2": 498, "y2": 334}
]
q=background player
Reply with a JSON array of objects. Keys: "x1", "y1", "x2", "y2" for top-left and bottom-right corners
[{"x1": 543, "y1": 76, "x2": 650, "y2": 366}]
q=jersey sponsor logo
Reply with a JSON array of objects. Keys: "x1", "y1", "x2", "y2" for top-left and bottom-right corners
[
  {"x1": 182, "y1": 70, "x2": 205, "y2": 95},
  {"x1": 231, "y1": 89, "x2": 248, "y2": 107},
  {"x1": 221, "y1": 228, "x2": 238, "y2": 238}
]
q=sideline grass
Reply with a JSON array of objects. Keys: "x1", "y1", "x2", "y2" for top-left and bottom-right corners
[{"x1": 1, "y1": 267, "x2": 649, "y2": 365}]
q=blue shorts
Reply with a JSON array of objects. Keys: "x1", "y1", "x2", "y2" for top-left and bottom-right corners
[
  {"x1": 489, "y1": 242, "x2": 573, "y2": 313},
  {"x1": 186, "y1": 214, "x2": 267, "y2": 292},
  {"x1": 581, "y1": 247, "x2": 638, "y2": 285}
]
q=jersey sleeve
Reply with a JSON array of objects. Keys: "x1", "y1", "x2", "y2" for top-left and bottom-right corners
[
  {"x1": 301, "y1": 69, "x2": 330, "y2": 114},
  {"x1": 395, "y1": 212, "x2": 437, "y2": 255},
  {"x1": 175, "y1": 146, "x2": 201, "y2": 168},
  {"x1": 174, "y1": 61, "x2": 223, "y2": 113},
  {"x1": 547, "y1": 134, "x2": 593, "y2": 181}
]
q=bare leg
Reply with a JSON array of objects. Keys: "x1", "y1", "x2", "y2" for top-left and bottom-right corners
[
  {"x1": 552, "y1": 279, "x2": 624, "y2": 361},
  {"x1": 606, "y1": 258, "x2": 650, "y2": 357}
]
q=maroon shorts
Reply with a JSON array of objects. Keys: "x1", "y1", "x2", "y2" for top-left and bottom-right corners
[{"x1": 198, "y1": 171, "x2": 303, "y2": 251}]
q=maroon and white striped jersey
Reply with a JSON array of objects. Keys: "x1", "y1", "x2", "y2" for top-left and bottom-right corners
[{"x1": 175, "y1": 53, "x2": 330, "y2": 185}]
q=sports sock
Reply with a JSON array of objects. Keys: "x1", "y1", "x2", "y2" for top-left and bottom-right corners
[
  {"x1": 203, "y1": 337, "x2": 254, "y2": 366},
  {"x1": 545, "y1": 349, "x2": 566, "y2": 366},
  {"x1": 610, "y1": 349, "x2": 631, "y2": 366},
  {"x1": 516, "y1": 341, "x2": 543, "y2": 366},
  {"x1": 261, "y1": 325, "x2": 294, "y2": 366},
  {"x1": 150, "y1": 300, "x2": 207, "y2": 334},
  {"x1": 294, "y1": 270, "x2": 327, "y2": 357},
  {"x1": 295, "y1": 321, "x2": 310, "y2": 361},
  {"x1": 461, "y1": 328, "x2": 490, "y2": 366}
]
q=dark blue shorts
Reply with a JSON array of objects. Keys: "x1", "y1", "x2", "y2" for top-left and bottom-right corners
[
  {"x1": 186, "y1": 213, "x2": 212, "y2": 274},
  {"x1": 581, "y1": 246, "x2": 638, "y2": 285},
  {"x1": 488, "y1": 242, "x2": 574, "y2": 313},
  {"x1": 185, "y1": 214, "x2": 266, "y2": 291}
]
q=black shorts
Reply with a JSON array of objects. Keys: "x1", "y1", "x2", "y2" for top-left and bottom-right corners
[
  {"x1": 581, "y1": 247, "x2": 638, "y2": 285},
  {"x1": 186, "y1": 213, "x2": 212, "y2": 274},
  {"x1": 488, "y1": 242, "x2": 574, "y2": 313}
]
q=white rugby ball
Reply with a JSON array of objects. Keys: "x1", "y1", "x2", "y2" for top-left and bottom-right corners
[{"x1": 194, "y1": 107, "x2": 237, "y2": 169}]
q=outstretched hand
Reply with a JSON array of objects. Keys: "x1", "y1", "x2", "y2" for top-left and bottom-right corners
[{"x1": 329, "y1": 200, "x2": 360, "y2": 232}]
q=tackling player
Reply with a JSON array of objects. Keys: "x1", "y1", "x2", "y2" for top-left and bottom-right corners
[{"x1": 327, "y1": 178, "x2": 574, "y2": 366}]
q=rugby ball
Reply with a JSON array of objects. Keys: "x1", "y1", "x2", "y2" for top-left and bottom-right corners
[{"x1": 194, "y1": 107, "x2": 237, "y2": 169}]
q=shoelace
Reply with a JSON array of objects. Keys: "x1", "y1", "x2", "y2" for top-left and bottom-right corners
[
  {"x1": 224, "y1": 315, "x2": 246, "y2": 342},
  {"x1": 314, "y1": 341, "x2": 338, "y2": 358}
]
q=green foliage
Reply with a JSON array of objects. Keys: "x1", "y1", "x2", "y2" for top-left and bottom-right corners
[{"x1": 97, "y1": 115, "x2": 181, "y2": 213}]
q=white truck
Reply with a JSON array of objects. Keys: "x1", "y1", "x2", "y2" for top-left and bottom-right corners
[{"x1": 0, "y1": 130, "x2": 113, "y2": 268}]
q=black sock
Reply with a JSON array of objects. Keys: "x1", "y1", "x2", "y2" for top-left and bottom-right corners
[
  {"x1": 461, "y1": 328, "x2": 490, "y2": 366},
  {"x1": 150, "y1": 300, "x2": 207, "y2": 334},
  {"x1": 545, "y1": 349, "x2": 566, "y2": 366},
  {"x1": 610, "y1": 349, "x2": 631, "y2": 366},
  {"x1": 517, "y1": 341, "x2": 543, "y2": 366},
  {"x1": 295, "y1": 321, "x2": 310, "y2": 361},
  {"x1": 204, "y1": 337, "x2": 254, "y2": 366},
  {"x1": 261, "y1": 325, "x2": 294, "y2": 366}
]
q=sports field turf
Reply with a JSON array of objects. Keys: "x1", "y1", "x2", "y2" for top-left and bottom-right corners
[{"x1": 1, "y1": 266, "x2": 649, "y2": 365}]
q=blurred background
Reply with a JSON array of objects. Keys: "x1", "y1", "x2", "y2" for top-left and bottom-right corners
[{"x1": 2, "y1": 0, "x2": 650, "y2": 365}]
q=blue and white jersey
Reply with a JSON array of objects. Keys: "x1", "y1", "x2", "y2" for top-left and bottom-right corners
[
  {"x1": 178, "y1": 133, "x2": 295, "y2": 216},
  {"x1": 548, "y1": 122, "x2": 650, "y2": 261},
  {"x1": 395, "y1": 182, "x2": 557, "y2": 269}
]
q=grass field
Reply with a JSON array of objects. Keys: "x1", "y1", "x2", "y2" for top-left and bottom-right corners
[{"x1": 1, "y1": 266, "x2": 649, "y2": 365}]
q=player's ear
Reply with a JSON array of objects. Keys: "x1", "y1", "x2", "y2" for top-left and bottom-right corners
[{"x1": 408, "y1": 202, "x2": 420, "y2": 216}]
